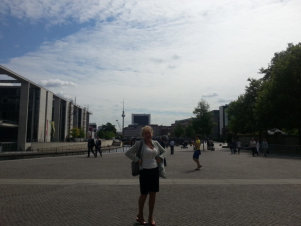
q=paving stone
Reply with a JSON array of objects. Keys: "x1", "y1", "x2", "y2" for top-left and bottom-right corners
[{"x1": 0, "y1": 145, "x2": 300, "y2": 225}]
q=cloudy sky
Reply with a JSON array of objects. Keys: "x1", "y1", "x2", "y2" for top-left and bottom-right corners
[{"x1": 1, "y1": 0, "x2": 301, "y2": 129}]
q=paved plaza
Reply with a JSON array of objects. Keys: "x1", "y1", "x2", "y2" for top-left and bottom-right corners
[{"x1": 0, "y1": 145, "x2": 301, "y2": 226}]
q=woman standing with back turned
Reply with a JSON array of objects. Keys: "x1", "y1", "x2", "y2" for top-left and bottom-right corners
[{"x1": 125, "y1": 126, "x2": 166, "y2": 226}]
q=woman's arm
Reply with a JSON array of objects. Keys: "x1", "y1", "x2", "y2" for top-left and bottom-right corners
[
  {"x1": 125, "y1": 142, "x2": 139, "y2": 162},
  {"x1": 154, "y1": 141, "x2": 166, "y2": 160}
]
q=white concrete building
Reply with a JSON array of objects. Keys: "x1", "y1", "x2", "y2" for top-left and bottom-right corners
[{"x1": 0, "y1": 65, "x2": 91, "y2": 151}]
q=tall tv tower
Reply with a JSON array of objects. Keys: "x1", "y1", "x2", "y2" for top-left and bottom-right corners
[{"x1": 122, "y1": 100, "x2": 125, "y2": 136}]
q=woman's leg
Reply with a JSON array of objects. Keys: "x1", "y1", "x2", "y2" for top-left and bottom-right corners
[
  {"x1": 194, "y1": 158, "x2": 201, "y2": 168},
  {"x1": 148, "y1": 192, "x2": 156, "y2": 223},
  {"x1": 138, "y1": 194, "x2": 147, "y2": 218}
]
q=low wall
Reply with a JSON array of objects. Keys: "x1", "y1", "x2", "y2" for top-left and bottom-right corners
[
  {"x1": 31, "y1": 142, "x2": 86, "y2": 152},
  {"x1": 31, "y1": 140, "x2": 114, "y2": 152},
  {"x1": 237, "y1": 135, "x2": 300, "y2": 147},
  {"x1": 0, "y1": 142, "x2": 17, "y2": 152},
  {"x1": 1, "y1": 140, "x2": 118, "y2": 153}
]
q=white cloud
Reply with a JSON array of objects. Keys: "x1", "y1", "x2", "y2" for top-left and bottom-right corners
[
  {"x1": 2, "y1": 0, "x2": 301, "y2": 127},
  {"x1": 54, "y1": 90, "x2": 74, "y2": 101},
  {"x1": 0, "y1": 0, "x2": 121, "y2": 24},
  {"x1": 40, "y1": 79, "x2": 76, "y2": 88},
  {"x1": 202, "y1": 93, "x2": 219, "y2": 98}
]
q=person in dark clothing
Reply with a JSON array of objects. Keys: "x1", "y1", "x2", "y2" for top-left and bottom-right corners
[
  {"x1": 249, "y1": 138, "x2": 257, "y2": 157},
  {"x1": 236, "y1": 140, "x2": 241, "y2": 154},
  {"x1": 232, "y1": 139, "x2": 237, "y2": 154},
  {"x1": 87, "y1": 136, "x2": 95, "y2": 157},
  {"x1": 95, "y1": 136, "x2": 102, "y2": 157},
  {"x1": 170, "y1": 140, "x2": 175, "y2": 155},
  {"x1": 158, "y1": 138, "x2": 166, "y2": 148}
]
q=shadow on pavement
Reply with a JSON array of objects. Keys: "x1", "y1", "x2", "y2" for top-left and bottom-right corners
[
  {"x1": 184, "y1": 169, "x2": 200, "y2": 174},
  {"x1": 132, "y1": 222, "x2": 150, "y2": 226}
]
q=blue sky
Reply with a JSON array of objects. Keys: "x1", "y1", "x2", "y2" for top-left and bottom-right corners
[
  {"x1": 0, "y1": 16, "x2": 95, "y2": 61},
  {"x1": 1, "y1": 0, "x2": 301, "y2": 129}
]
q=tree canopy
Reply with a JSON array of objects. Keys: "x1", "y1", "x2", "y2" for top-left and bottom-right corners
[
  {"x1": 192, "y1": 99, "x2": 213, "y2": 138},
  {"x1": 227, "y1": 43, "x2": 301, "y2": 144},
  {"x1": 228, "y1": 78, "x2": 263, "y2": 134},
  {"x1": 97, "y1": 122, "x2": 117, "y2": 139},
  {"x1": 174, "y1": 124, "x2": 185, "y2": 138},
  {"x1": 257, "y1": 43, "x2": 301, "y2": 133}
]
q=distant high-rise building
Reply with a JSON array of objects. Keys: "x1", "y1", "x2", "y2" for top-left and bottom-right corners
[
  {"x1": 132, "y1": 114, "x2": 150, "y2": 126},
  {"x1": 89, "y1": 123, "x2": 97, "y2": 132},
  {"x1": 219, "y1": 105, "x2": 229, "y2": 136}
]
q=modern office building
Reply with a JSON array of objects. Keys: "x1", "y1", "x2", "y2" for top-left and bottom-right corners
[
  {"x1": 171, "y1": 109, "x2": 224, "y2": 140},
  {"x1": 132, "y1": 114, "x2": 151, "y2": 126},
  {"x1": 219, "y1": 105, "x2": 229, "y2": 136},
  {"x1": 89, "y1": 123, "x2": 97, "y2": 132},
  {"x1": 123, "y1": 124, "x2": 143, "y2": 138},
  {"x1": 88, "y1": 123, "x2": 97, "y2": 137},
  {"x1": 122, "y1": 106, "x2": 229, "y2": 140},
  {"x1": 0, "y1": 65, "x2": 91, "y2": 151},
  {"x1": 171, "y1": 118, "x2": 193, "y2": 127},
  {"x1": 123, "y1": 124, "x2": 171, "y2": 139}
]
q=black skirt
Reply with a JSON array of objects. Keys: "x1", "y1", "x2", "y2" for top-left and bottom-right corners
[{"x1": 139, "y1": 167, "x2": 159, "y2": 195}]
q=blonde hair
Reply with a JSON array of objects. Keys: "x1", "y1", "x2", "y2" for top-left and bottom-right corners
[{"x1": 141, "y1": 125, "x2": 153, "y2": 137}]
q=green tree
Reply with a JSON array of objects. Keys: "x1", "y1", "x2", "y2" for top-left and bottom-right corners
[
  {"x1": 70, "y1": 128, "x2": 80, "y2": 138},
  {"x1": 174, "y1": 124, "x2": 184, "y2": 138},
  {"x1": 102, "y1": 123, "x2": 117, "y2": 134},
  {"x1": 192, "y1": 99, "x2": 213, "y2": 139},
  {"x1": 256, "y1": 43, "x2": 301, "y2": 143},
  {"x1": 228, "y1": 78, "x2": 263, "y2": 135},
  {"x1": 79, "y1": 128, "x2": 85, "y2": 138},
  {"x1": 97, "y1": 123, "x2": 117, "y2": 139},
  {"x1": 228, "y1": 96, "x2": 246, "y2": 134},
  {"x1": 185, "y1": 124, "x2": 196, "y2": 138}
]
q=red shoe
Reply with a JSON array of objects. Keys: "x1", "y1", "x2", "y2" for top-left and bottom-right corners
[{"x1": 136, "y1": 216, "x2": 147, "y2": 225}]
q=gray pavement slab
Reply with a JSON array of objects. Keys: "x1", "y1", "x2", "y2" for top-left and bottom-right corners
[{"x1": 0, "y1": 145, "x2": 301, "y2": 226}]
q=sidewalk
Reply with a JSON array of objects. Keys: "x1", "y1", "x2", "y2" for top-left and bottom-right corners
[{"x1": 0, "y1": 145, "x2": 300, "y2": 225}]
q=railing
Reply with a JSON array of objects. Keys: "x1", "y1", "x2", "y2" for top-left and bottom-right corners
[
  {"x1": 102, "y1": 145, "x2": 130, "y2": 153},
  {"x1": 240, "y1": 144, "x2": 301, "y2": 156},
  {"x1": 0, "y1": 141, "x2": 131, "y2": 154},
  {"x1": 35, "y1": 144, "x2": 131, "y2": 154},
  {"x1": 268, "y1": 144, "x2": 301, "y2": 155},
  {"x1": 0, "y1": 142, "x2": 17, "y2": 152}
]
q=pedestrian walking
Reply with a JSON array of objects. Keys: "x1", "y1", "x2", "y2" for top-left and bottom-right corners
[
  {"x1": 87, "y1": 135, "x2": 95, "y2": 158},
  {"x1": 236, "y1": 139, "x2": 241, "y2": 154},
  {"x1": 193, "y1": 136, "x2": 202, "y2": 170},
  {"x1": 249, "y1": 138, "x2": 257, "y2": 157},
  {"x1": 256, "y1": 140, "x2": 260, "y2": 156},
  {"x1": 170, "y1": 139, "x2": 175, "y2": 155},
  {"x1": 125, "y1": 126, "x2": 166, "y2": 226},
  {"x1": 95, "y1": 136, "x2": 102, "y2": 157},
  {"x1": 261, "y1": 138, "x2": 269, "y2": 157},
  {"x1": 231, "y1": 139, "x2": 237, "y2": 154}
]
